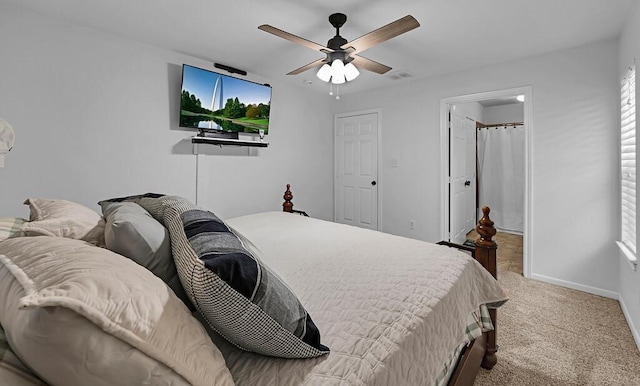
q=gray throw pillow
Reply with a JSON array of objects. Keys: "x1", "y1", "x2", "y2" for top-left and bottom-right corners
[{"x1": 102, "y1": 202, "x2": 193, "y2": 310}]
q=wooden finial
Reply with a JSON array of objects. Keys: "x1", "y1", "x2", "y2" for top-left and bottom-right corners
[
  {"x1": 473, "y1": 206, "x2": 499, "y2": 370},
  {"x1": 475, "y1": 206, "x2": 497, "y2": 249},
  {"x1": 283, "y1": 184, "x2": 293, "y2": 212}
]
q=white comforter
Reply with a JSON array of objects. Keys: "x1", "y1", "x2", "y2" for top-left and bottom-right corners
[{"x1": 222, "y1": 212, "x2": 507, "y2": 386}]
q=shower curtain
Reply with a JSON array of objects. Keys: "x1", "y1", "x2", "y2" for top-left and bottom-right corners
[{"x1": 477, "y1": 125, "x2": 525, "y2": 233}]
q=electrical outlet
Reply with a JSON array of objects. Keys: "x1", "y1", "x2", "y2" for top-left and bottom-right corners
[{"x1": 409, "y1": 220, "x2": 415, "y2": 230}]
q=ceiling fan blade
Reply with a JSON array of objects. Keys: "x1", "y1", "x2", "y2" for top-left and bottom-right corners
[
  {"x1": 287, "y1": 58, "x2": 327, "y2": 75},
  {"x1": 258, "y1": 24, "x2": 333, "y2": 53},
  {"x1": 350, "y1": 55, "x2": 392, "y2": 74},
  {"x1": 341, "y1": 15, "x2": 420, "y2": 55}
]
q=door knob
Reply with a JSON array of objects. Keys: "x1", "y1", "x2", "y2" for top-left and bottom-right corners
[
  {"x1": 464, "y1": 180, "x2": 471, "y2": 186},
  {"x1": 371, "y1": 181, "x2": 377, "y2": 186}
]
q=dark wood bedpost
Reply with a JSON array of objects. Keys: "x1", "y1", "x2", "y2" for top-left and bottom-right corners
[
  {"x1": 283, "y1": 184, "x2": 294, "y2": 213},
  {"x1": 474, "y1": 206, "x2": 498, "y2": 370}
]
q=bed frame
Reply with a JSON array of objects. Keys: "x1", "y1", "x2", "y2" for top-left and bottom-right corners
[
  {"x1": 446, "y1": 205, "x2": 498, "y2": 385},
  {"x1": 282, "y1": 185, "x2": 499, "y2": 386}
]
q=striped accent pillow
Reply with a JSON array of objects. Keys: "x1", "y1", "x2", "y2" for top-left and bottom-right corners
[
  {"x1": 139, "y1": 195, "x2": 329, "y2": 358},
  {"x1": 0, "y1": 218, "x2": 25, "y2": 242}
]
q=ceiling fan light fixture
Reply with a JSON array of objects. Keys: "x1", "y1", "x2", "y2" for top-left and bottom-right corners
[
  {"x1": 316, "y1": 63, "x2": 332, "y2": 82},
  {"x1": 318, "y1": 58, "x2": 358, "y2": 84},
  {"x1": 330, "y1": 59, "x2": 346, "y2": 84},
  {"x1": 344, "y1": 62, "x2": 360, "y2": 81}
]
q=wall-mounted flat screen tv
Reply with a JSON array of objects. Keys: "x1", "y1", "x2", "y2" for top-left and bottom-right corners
[{"x1": 179, "y1": 64, "x2": 272, "y2": 136}]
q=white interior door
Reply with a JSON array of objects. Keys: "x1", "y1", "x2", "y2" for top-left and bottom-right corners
[
  {"x1": 335, "y1": 113, "x2": 378, "y2": 230},
  {"x1": 449, "y1": 107, "x2": 476, "y2": 243},
  {"x1": 464, "y1": 116, "x2": 476, "y2": 232}
]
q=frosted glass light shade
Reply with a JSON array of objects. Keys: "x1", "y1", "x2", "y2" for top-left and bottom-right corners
[
  {"x1": 331, "y1": 59, "x2": 346, "y2": 84},
  {"x1": 317, "y1": 58, "x2": 359, "y2": 84},
  {"x1": 332, "y1": 74, "x2": 346, "y2": 84},
  {"x1": 344, "y1": 62, "x2": 360, "y2": 81},
  {"x1": 316, "y1": 63, "x2": 332, "y2": 82}
]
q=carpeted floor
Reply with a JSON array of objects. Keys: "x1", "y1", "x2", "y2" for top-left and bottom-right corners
[{"x1": 474, "y1": 271, "x2": 640, "y2": 385}]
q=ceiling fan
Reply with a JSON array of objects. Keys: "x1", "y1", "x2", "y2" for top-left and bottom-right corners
[{"x1": 258, "y1": 13, "x2": 420, "y2": 84}]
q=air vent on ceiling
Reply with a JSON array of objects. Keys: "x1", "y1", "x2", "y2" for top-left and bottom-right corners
[{"x1": 386, "y1": 70, "x2": 414, "y2": 81}]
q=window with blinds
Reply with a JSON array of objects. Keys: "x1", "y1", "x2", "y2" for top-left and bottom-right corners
[{"x1": 621, "y1": 65, "x2": 636, "y2": 257}]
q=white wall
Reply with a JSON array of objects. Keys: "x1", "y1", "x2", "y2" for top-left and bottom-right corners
[
  {"x1": 334, "y1": 39, "x2": 620, "y2": 296},
  {"x1": 194, "y1": 85, "x2": 335, "y2": 219},
  {"x1": 0, "y1": 5, "x2": 334, "y2": 220},
  {"x1": 618, "y1": 1, "x2": 640, "y2": 350},
  {"x1": 483, "y1": 103, "x2": 524, "y2": 124}
]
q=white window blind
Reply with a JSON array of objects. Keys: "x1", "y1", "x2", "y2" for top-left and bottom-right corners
[{"x1": 621, "y1": 65, "x2": 636, "y2": 254}]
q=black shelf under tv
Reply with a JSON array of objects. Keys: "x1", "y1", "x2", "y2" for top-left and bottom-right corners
[{"x1": 191, "y1": 136, "x2": 269, "y2": 147}]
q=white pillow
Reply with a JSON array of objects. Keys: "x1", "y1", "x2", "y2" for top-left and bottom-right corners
[
  {"x1": 21, "y1": 198, "x2": 105, "y2": 245},
  {"x1": 0, "y1": 236, "x2": 234, "y2": 386}
]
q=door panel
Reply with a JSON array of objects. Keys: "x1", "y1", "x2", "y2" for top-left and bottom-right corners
[
  {"x1": 359, "y1": 188, "x2": 373, "y2": 225},
  {"x1": 335, "y1": 113, "x2": 378, "y2": 230},
  {"x1": 343, "y1": 186, "x2": 355, "y2": 221},
  {"x1": 360, "y1": 140, "x2": 373, "y2": 176},
  {"x1": 464, "y1": 116, "x2": 476, "y2": 232},
  {"x1": 343, "y1": 141, "x2": 355, "y2": 175},
  {"x1": 449, "y1": 107, "x2": 476, "y2": 244},
  {"x1": 450, "y1": 110, "x2": 467, "y2": 244}
]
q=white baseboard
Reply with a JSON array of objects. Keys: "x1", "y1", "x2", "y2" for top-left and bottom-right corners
[
  {"x1": 496, "y1": 228, "x2": 523, "y2": 236},
  {"x1": 529, "y1": 273, "x2": 619, "y2": 299},
  {"x1": 619, "y1": 296, "x2": 640, "y2": 353}
]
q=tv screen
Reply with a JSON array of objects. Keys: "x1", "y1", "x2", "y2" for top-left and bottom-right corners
[{"x1": 179, "y1": 64, "x2": 272, "y2": 136}]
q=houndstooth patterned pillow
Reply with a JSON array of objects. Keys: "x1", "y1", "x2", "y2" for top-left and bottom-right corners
[{"x1": 138, "y1": 195, "x2": 329, "y2": 358}]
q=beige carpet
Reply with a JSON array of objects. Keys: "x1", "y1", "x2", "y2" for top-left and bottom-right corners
[{"x1": 474, "y1": 271, "x2": 640, "y2": 385}]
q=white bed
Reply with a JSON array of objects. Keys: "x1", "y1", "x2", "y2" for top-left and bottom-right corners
[
  {"x1": 215, "y1": 212, "x2": 506, "y2": 385},
  {"x1": 0, "y1": 196, "x2": 506, "y2": 386}
]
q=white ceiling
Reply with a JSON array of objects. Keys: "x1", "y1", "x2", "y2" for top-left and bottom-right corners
[
  {"x1": 479, "y1": 97, "x2": 522, "y2": 107},
  {"x1": 6, "y1": 0, "x2": 638, "y2": 96}
]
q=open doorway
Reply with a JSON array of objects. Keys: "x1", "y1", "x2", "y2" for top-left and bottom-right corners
[{"x1": 440, "y1": 87, "x2": 532, "y2": 278}]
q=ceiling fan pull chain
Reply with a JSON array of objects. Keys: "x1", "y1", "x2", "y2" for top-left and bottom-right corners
[
  {"x1": 329, "y1": 83, "x2": 334, "y2": 96},
  {"x1": 336, "y1": 84, "x2": 340, "y2": 100}
]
